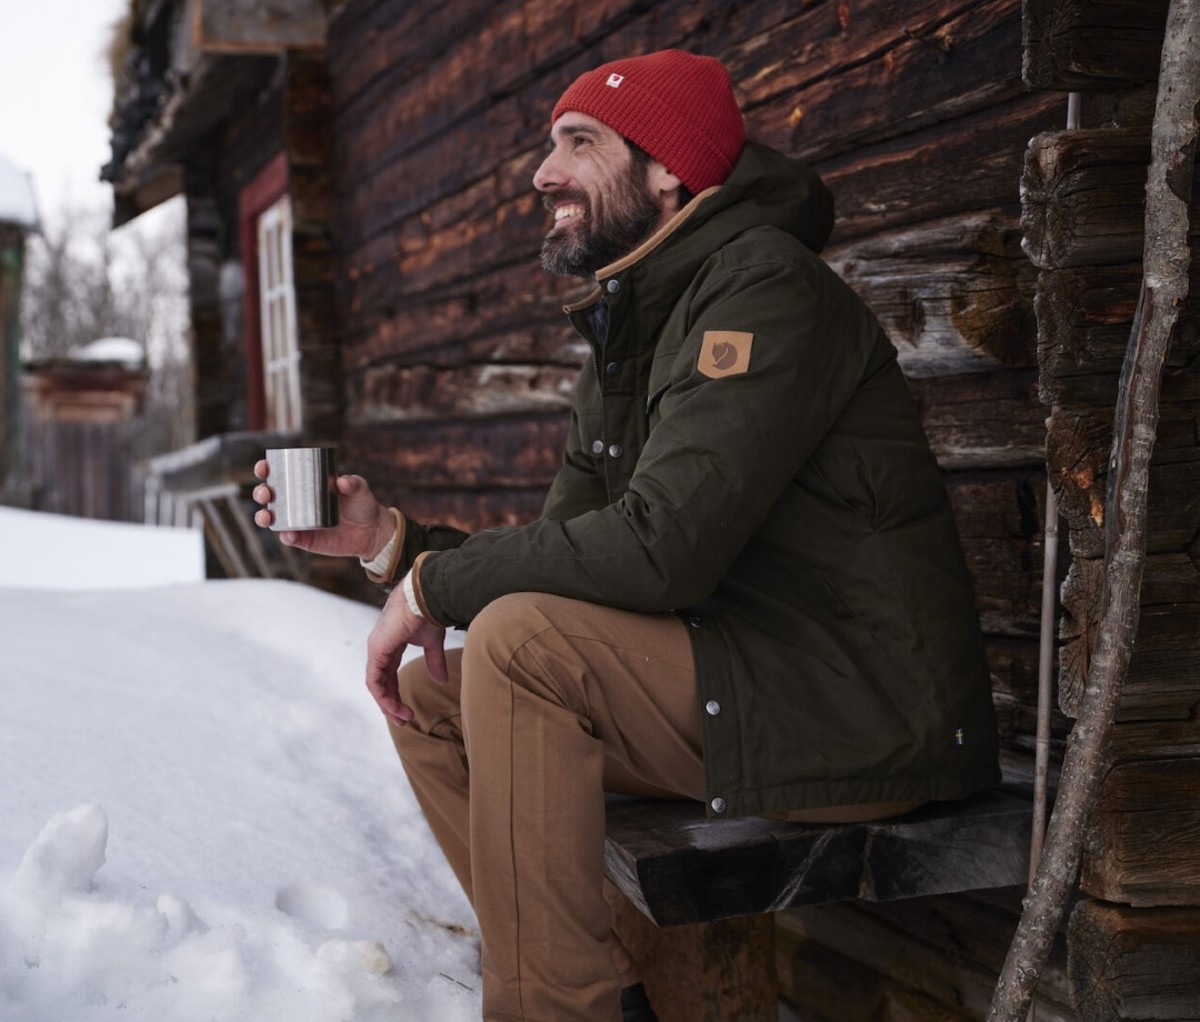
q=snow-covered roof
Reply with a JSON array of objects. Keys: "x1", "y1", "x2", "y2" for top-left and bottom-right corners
[
  {"x1": 69, "y1": 336, "x2": 145, "y2": 366},
  {"x1": 0, "y1": 153, "x2": 40, "y2": 231}
]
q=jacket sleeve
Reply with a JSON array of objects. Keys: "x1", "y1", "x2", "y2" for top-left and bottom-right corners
[{"x1": 414, "y1": 246, "x2": 882, "y2": 627}]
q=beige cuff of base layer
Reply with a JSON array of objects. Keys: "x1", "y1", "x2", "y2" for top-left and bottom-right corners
[
  {"x1": 408, "y1": 551, "x2": 446, "y2": 626},
  {"x1": 362, "y1": 507, "x2": 406, "y2": 586}
]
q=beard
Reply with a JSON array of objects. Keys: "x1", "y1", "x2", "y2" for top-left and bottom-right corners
[{"x1": 540, "y1": 167, "x2": 663, "y2": 278}]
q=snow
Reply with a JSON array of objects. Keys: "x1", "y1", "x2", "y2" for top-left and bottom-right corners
[
  {"x1": 0, "y1": 153, "x2": 41, "y2": 231},
  {"x1": 0, "y1": 507, "x2": 205, "y2": 590},
  {"x1": 0, "y1": 510, "x2": 480, "y2": 1021},
  {"x1": 69, "y1": 337, "x2": 146, "y2": 366}
]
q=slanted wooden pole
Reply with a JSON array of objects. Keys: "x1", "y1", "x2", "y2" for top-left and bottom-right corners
[{"x1": 989, "y1": 2, "x2": 1200, "y2": 1019}]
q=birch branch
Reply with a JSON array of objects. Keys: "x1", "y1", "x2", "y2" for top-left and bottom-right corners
[{"x1": 988, "y1": 2, "x2": 1200, "y2": 1019}]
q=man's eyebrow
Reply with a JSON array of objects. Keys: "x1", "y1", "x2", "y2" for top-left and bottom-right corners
[{"x1": 548, "y1": 122, "x2": 604, "y2": 147}]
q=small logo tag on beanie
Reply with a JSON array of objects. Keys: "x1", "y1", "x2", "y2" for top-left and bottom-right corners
[{"x1": 606, "y1": 73, "x2": 625, "y2": 88}]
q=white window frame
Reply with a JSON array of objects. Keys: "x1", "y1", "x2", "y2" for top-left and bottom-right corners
[{"x1": 256, "y1": 195, "x2": 302, "y2": 432}]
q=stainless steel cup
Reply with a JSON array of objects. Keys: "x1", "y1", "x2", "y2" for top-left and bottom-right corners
[{"x1": 264, "y1": 447, "x2": 339, "y2": 531}]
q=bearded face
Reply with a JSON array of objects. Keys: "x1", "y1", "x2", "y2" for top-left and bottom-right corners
[{"x1": 539, "y1": 154, "x2": 663, "y2": 278}]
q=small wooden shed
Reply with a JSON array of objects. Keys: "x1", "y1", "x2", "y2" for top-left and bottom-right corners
[
  {"x1": 20, "y1": 343, "x2": 149, "y2": 522},
  {"x1": 103, "y1": 0, "x2": 1199, "y2": 1017}
]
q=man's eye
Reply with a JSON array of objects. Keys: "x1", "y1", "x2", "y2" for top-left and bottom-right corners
[{"x1": 572, "y1": 135, "x2": 591, "y2": 149}]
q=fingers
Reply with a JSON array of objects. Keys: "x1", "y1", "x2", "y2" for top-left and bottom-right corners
[
  {"x1": 253, "y1": 458, "x2": 269, "y2": 480},
  {"x1": 365, "y1": 651, "x2": 413, "y2": 726},
  {"x1": 424, "y1": 639, "x2": 449, "y2": 685},
  {"x1": 336, "y1": 473, "x2": 366, "y2": 496}
]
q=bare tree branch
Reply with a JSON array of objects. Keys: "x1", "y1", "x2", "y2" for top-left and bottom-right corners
[{"x1": 989, "y1": 2, "x2": 1200, "y2": 1019}]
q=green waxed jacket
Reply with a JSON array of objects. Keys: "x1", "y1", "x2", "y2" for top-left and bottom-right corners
[{"x1": 403, "y1": 141, "x2": 1001, "y2": 817}]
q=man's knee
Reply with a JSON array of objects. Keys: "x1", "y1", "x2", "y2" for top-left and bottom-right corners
[
  {"x1": 462, "y1": 592, "x2": 583, "y2": 716},
  {"x1": 464, "y1": 591, "x2": 558, "y2": 668}
]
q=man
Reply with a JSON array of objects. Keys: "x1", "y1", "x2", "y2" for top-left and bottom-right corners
[{"x1": 255, "y1": 50, "x2": 1000, "y2": 1022}]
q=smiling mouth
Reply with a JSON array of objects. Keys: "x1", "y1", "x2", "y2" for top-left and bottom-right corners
[{"x1": 551, "y1": 203, "x2": 584, "y2": 229}]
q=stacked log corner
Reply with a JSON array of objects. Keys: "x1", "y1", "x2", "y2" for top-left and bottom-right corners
[{"x1": 1021, "y1": 1, "x2": 1200, "y2": 1018}]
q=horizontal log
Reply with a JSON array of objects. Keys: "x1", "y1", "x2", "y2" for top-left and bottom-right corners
[
  {"x1": 743, "y1": 0, "x2": 1028, "y2": 166},
  {"x1": 608, "y1": 893, "x2": 778, "y2": 1022},
  {"x1": 818, "y1": 91, "x2": 1064, "y2": 244},
  {"x1": 1022, "y1": 0, "x2": 1169, "y2": 92},
  {"x1": 1106, "y1": 718, "x2": 1200, "y2": 767},
  {"x1": 194, "y1": 0, "x2": 325, "y2": 53},
  {"x1": 777, "y1": 923, "x2": 977, "y2": 1021},
  {"x1": 1057, "y1": 553, "x2": 1200, "y2": 721},
  {"x1": 350, "y1": 362, "x2": 577, "y2": 422},
  {"x1": 908, "y1": 370, "x2": 1048, "y2": 471},
  {"x1": 1081, "y1": 758, "x2": 1200, "y2": 907},
  {"x1": 988, "y1": 636, "x2": 1071, "y2": 758},
  {"x1": 824, "y1": 210, "x2": 1038, "y2": 378},
  {"x1": 1047, "y1": 402, "x2": 1200, "y2": 559},
  {"x1": 781, "y1": 889, "x2": 1075, "y2": 1022},
  {"x1": 945, "y1": 470, "x2": 1046, "y2": 639},
  {"x1": 343, "y1": 414, "x2": 569, "y2": 490},
  {"x1": 1021, "y1": 127, "x2": 1200, "y2": 271},
  {"x1": 1068, "y1": 899, "x2": 1200, "y2": 1022},
  {"x1": 1036, "y1": 263, "x2": 1200, "y2": 408}
]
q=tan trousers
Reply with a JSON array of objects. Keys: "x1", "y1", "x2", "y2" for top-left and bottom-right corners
[{"x1": 389, "y1": 592, "x2": 706, "y2": 1022}]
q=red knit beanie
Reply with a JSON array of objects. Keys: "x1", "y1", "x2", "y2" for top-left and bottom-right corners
[{"x1": 551, "y1": 50, "x2": 745, "y2": 194}]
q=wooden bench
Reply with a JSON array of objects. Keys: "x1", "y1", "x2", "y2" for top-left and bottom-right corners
[{"x1": 604, "y1": 787, "x2": 1033, "y2": 1021}]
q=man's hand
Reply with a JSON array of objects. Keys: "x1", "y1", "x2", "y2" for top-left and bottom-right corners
[
  {"x1": 365, "y1": 583, "x2": 448, "y2": 727},
  {"x1": 252, "y1": 460, "x2": 395, "y2": 561}
]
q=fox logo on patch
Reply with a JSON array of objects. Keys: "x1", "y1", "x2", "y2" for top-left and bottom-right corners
[
  {"x1": 698, "y1": 331, "x2": 753, "y2": 379},
  {"x1": 606, "y1": 73, "x2": 625, "y2": 88}
]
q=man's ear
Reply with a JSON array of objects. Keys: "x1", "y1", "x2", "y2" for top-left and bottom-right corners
[{"x1": 647, "y1": 160, "x2": 685, "y2": 212}]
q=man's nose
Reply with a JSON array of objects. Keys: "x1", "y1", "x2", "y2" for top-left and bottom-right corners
[{"x1": 533, "y1": 150, "x2": 563, "y2": 192}]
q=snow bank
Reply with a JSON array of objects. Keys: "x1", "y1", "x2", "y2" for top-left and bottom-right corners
[{"x1": 0, "y1": 578, "x2": 478, "y2": 1021}]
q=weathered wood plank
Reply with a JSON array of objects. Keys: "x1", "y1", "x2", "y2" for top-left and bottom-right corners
[
  {"x1": 193, "y1": 0, "x2": 326, "y2": 53},
  {"x1": 351, "y1": 362, "x2": 577, "y2": 423},
  {"x1": 1022, "y1": 0, "x2": 1169, "y2": 92},
  {"x1": 344, "y1": 415, "x2": 568, "y2": 490},
  {"x1": 1058, "y1": 554, "x2": 1200, "y2": 721},
  {"x1": 1022, "y1": 127, "x2": 1200, "y2": 271},
  {"x1": 1068, "y1": 899, "x2": 1200, "y2": 1021},
  {"x1": 748, "y1": 0, "x2": 1028, "y2": 167},
  {"x1": 818, "y1": 91, "x2": 1063, "y2": 244},
  {"x1": 608, "y1": 888, "x2": 778, "y2": 1022},
  {"x1": 945, "y1": 470, "x2": 1046, "y2": 639},
  {"x1": 908, "y1": 371, "x2": 1047, "y2": 471},
  {"x1": 1036, "y1": 263, "x2": 1200, "y2": 408},
  {"x1": 1047, "y1": 402, "x2": 1200, "y2": 560},
  {"x1": 781, "y1": 889, "x2": 1077, "y2": 1022},
  {"x1": 604, "y1": 790, "x2": 1031, "y2": 927},
  {"x1": 1081, "y1": 759, "x2": 1200, "y2": 907},
  {"x1": 825, "y1": 210, "x2": 1037, "y2": 379}
]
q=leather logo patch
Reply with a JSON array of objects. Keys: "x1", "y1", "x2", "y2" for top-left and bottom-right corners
[{"x1": 698, "y1": 331, "x2": 753, "y2": 379}]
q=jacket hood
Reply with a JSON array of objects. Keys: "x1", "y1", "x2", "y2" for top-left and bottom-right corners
[
  {"x1": 690, "y1": 141, "x2": 834, "y2": 255},
  {"x1": 586, "y1": 142, "x2": 834, "y2": 304}
]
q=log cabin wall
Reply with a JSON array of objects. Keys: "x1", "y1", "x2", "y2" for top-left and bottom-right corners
[
  {"x1": 1021, "y1": 1, "x2": 1200, "y2": 1017},
  {"x1": 325, "y1": 1, "x2": 1071, "y2": 1015}
]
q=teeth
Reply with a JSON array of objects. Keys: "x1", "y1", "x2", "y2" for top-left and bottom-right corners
[{"x1": 554, "y1": 205, "x2": 580, "y2": 221}]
